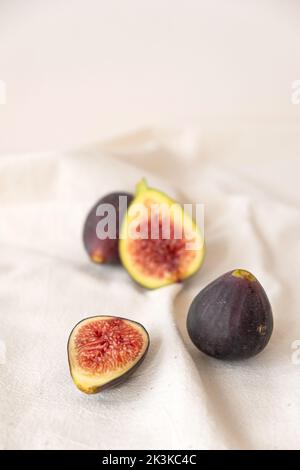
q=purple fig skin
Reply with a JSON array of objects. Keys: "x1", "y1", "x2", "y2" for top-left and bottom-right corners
[
  {"x1": 187, "y1": 270, "x2": 273, "y2": 360},
  {"x1": 83, "y1": 192, "x2": 133, "y2": 264}
]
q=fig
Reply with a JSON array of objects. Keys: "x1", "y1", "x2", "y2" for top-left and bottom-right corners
[
  {"x1": 119, "y1": 179, "x2": 205, "y2": 289},
  {"x1": 83, "y1": 192, "x2": 133, "y2": 264},
  {"x1": 187, "y1": 269, "x2": 273, "y2": 360},
  {"x1": 68, "y1": 316, "x2": 149, "y2": 394}
]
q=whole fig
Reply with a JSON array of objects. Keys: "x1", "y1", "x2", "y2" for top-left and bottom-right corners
[{"x1": 187, "y1": 269, "x2": 273, "y2": 360}]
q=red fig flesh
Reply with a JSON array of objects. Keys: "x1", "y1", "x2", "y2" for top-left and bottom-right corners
[{"x1": 68, "y1": 316, "x2": 149, "y2": 393}]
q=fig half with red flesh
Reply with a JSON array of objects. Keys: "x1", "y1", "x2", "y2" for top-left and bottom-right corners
[
  {"x1": 119, "y1": 179, "x2": 205, "y2": 289},
  {"x1": 83, "y1": 192, "x2": 133, "y2": 264},
  {"x1": 68, "y1": 316, "x2": 149, "y2": 394}
]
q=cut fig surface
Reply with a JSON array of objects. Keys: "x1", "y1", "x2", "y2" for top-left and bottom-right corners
[
  {"x1": 68, "y1": 316, "x2": 149, "y2": 394},
  {"x1": 83, "y1": 192, "x2": 133, "y2": 264},
  {"x1": 187, "y1": 269, "x2": 274, "y2": 360},
  {"x1": 119, "y1": 179, "x2": 205, "y2": 289}
]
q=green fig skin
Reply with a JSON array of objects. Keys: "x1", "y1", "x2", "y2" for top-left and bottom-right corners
[{"x1": 187, "y1": 270, "x2": 273, "y2": 360}]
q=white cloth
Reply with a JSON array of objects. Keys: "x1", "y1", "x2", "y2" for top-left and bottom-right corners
[{"x1": 0, "y1": 125, "x2": 299, "y2": 450}]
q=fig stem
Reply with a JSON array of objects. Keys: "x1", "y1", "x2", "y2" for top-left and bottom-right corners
[
  {"x1": 135, "y1": 178, "x2": 148, "y2": 196},
  {"x1": 231, "y1": 269, "x2": 256, "y2": 282}
]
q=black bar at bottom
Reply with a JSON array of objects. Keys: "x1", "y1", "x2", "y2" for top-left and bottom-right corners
[{"x1": 0, "y1": 449, "x2": 298, "y2": 465}]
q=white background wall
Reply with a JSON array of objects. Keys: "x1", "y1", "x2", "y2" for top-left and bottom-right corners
[{"x1": 0, "y1": 0, "x2": 299, "y2": 153}]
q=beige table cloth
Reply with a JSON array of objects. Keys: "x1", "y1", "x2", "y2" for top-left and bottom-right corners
[{"x1": 0, "y1": 125, "x2": 299, "y2": 449}]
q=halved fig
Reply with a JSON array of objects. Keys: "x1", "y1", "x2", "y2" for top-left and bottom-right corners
[
  {"x1": 83, "y1": 192, "x2": 133, "y2": 264},
  {"x1": 68, "y1": 316, "x2": 149, "y2": 394},
  {"x1": 119, "y1": 179, "x2": 205, "y2": 289},
  {"x1": 187, "y1": 269, "x2": 274, "y2": 360}
]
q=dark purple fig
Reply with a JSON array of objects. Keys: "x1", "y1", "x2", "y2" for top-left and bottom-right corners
[
  {"x1": 83, "y1": 192, "x2": 133, "y2": 264},
  {"x1": 68, "y1": 316, "x2": 149, "y2": 394},
  {"x1": 187, "y1": 269, "x2": 273, "y2": 360}
]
